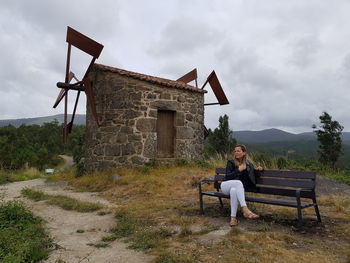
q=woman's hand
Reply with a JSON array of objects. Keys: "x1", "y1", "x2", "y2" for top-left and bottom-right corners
[{"x1": 255, "y1": 166, "x2": 263, "y2": 171}]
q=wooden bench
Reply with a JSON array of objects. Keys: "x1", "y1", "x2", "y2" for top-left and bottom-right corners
[{"x1": 198, "y1": 168, "x2": 321, "y2": 228}]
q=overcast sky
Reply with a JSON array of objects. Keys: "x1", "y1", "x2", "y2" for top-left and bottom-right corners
[{"x1": 1, "y1": 0, "x2": 350, "y2": 133}]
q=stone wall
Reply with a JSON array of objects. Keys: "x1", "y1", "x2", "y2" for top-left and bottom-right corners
[{"x1": 85, "y1": 65, "x2": 205, "y2": 171}]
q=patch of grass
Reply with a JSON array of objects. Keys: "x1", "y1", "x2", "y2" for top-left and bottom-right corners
[
  {"x1": 21, "y1": 188, "x2": 102, "y2": 212},
  {"x1": 178, "y1": 226, "x2": 193, "y2": 238},
  {"x1": 94, "y1": 243, "x2": 109, "y2": 248},
  {"x1": 111, "y1": 210, "x2": 139, "y2": 238},
  {"x1": 0, "y1": 168, "x2": 42, "y2": 185},
  {"x1": 98, "y1": 210, "x2": 112, "y2": 216},
  {"x1": 248, "y1": 223, "x2": 272, "y2": 232},
  {"x1": 155, "y1": 252, "x2": 195, "y2": 263},
  {"x1": 45, "y1": 169, "x2": 116, "y2": 192},
  {"x1": 322, "y1": 171, "x2": 350, "y2": 185},
  {"x1": 127, "y1": 229, "x2": 168, "y2": 251},
  {"x1": 87, "y1": 242, "x2": 109, "y2": 248},
  {"x1": 112, "y1": 209, "x2": 172, "y2": 251},
  {"x1": 194, "y1": 225, "x2": 219, "y2": 235},
  {"x1": 0, "y1": 201, "x2": 52, "y2": 262},
  {"x1": 76, "y1": 229, "x2": 85, "y2": 233},
  {"x1": 101, "y1": 234, "x2": 117, "y2": 242}
]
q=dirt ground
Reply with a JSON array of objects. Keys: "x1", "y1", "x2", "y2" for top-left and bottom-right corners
[{"x1": 0, "y1": 179, "x2": 154, "y2": 263}]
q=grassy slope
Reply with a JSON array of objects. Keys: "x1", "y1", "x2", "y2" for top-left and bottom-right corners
[{"x1": 49, "y1": 163, "x2": 350, "y2": 263}]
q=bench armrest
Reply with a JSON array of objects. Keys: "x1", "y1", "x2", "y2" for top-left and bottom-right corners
[{"x1": 199, "y1": 178, "x2": 215, "y2": 184}]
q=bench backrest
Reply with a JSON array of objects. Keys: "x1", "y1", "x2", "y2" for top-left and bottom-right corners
[{"x1": 214, "y1": 168, "x2": 316, "y2": 198}]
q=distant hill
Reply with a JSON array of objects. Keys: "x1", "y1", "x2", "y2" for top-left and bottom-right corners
[
  {"x1": 232, "y1": 128, "x2": 350, "y2": 168},
  {"x1": 0, "y1": 114, "x2": 86, "y2": 127},
  {"x1": 233, "y1": 128, "x2": 350, "y2": 145}
]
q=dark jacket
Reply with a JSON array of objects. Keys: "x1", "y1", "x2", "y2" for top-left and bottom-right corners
[{"x1": 225, "y1": 160, "x2": 258, "y2": 191}]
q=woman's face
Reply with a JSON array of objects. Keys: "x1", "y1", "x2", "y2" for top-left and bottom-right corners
[{"x1": 234, "y1": 146, "x2": 246, "y2": 160}]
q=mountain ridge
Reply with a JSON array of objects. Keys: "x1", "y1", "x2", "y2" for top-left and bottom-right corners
[
  {"x1": 0, "y1": 114, "x2": 86, "y2": 127},
  {"x1": 233, "y1": 128, "x2": 350, "y2": 145},
  {"x1": 1, "y1": 114, "x2": 349, "y2": 144}
]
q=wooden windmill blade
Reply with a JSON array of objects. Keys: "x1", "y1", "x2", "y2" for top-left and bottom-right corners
[
  {"x1": 53, "y1": 72, "x2": 75, "y2": 108},
  {"x1": 66, "y1": 26, "x2": 104, "y2": 59},
  {"x1": 53, "y1": 26, "x2": 104, "y2": 142},
  {"x1": 177, "y1": 68, "x2": 198, "y2": 88},
  {"x1": 84, "y1": 77, "x2": 100, "y2": 126},
  {"x1": 201, "y1": 70, "x2": 229, "y2": 106}
]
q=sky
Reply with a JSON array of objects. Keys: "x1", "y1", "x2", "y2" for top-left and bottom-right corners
[{"x1": 1, "y1": 0, "x2": 350, "y2": 133}]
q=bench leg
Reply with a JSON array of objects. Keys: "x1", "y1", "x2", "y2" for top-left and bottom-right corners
[
  {"x1": 297, "y1": 206, "x2": 303, "y2": 229},
  {"x1": 198, "y1": 184, "x2": 204, "y2": 214},
  {"x1": 199, "y1": 194, "x2": 204, "y2": 214},
  {"x1": 218, "y1": 197, "x2": 224, "y2": 209},
  {"x1": 296, "y1": 192, "x2": 303, "y2": 229},
  {"x1": 313, "y1": 198, "x2": 321, "y2": 222}
]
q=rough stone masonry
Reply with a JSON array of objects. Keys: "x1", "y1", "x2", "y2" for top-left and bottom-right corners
[{"x1": 85, "y1": 64, "x2": 206, "y2": 172}]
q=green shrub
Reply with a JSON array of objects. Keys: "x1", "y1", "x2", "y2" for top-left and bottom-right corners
[
  {"x1": 175, "y1": 159, "x2": 189, "y2": 166},
  {"x1": 0, "y1": 201, "x2": 52, "y2": 262}
]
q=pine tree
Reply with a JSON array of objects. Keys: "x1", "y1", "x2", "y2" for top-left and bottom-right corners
[
  {"x1": 205, "y1": 114, "x2": 236, "y2": 157},
  {"x1": 312, "y1": 112, "x2": 343, "y2": 168}
]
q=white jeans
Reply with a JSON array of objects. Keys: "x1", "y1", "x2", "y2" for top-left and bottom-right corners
[{"x1": 220, "y1": 180, "x2": 247, "y2": 216}]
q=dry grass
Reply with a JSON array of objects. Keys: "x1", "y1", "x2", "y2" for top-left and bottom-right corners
[
  {"x1": 21, "y1": 188, "x2": 102, "y2": 212},
  {"x1": 51, "y1": 163, "x2": 350, "y2": 263}
]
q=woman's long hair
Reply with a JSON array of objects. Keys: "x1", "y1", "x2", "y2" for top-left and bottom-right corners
[{"x1": 233, "y1": 144, "x2": 248, "y2": 166}]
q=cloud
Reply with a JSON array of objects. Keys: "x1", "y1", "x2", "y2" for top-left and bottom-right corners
[{"x1": 1, "y1": 0, "x2": 350, "y2": 133}]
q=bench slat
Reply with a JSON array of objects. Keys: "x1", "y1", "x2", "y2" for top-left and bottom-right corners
[
  {"x1": 245, "y1": 196, "x2": 315, "y2": 208},
  {"x1": 201, "y1": 191, "x2": 315, "y2": 208},
  {"x1": 257, "y1": 186, "x2": 315, "y2": 198},
  {"x1": 262, "y1": 170, "x2": 316, "y2": 179},
  {"x1": 257, "y1": 177, "x2": 315, "y2": 188}
]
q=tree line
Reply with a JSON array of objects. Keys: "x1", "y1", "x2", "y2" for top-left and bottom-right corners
[
  {"x1": 205, "y1": 112, "x2": 345, "y2": 170},
  {"x1": 0, "y1": 121, "x2": 84, "y2": 170}
]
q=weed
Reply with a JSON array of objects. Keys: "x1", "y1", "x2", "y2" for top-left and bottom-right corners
[
  {"x1": 21, "y1": 187, "x2": 46, "y2": 201},
  {"x1": 76, "y1": 229, "x2": 85, "y2": 233},
  {"x1": 155, "y1": 253, "x2": 196, "y2": 263},
  {"x1": 21, "y1": 188, "x2": 102, "y2": 212},
  {"x1": 128, "y1": 230, "x2": 166, "y2": 251},
  {"x1": 0, "y1": 168, "x2": 42, "y2": 185},
  {"x1": 101, "y1": 235, "x2": 117, "y2": 242},
  {"x1": 195, "y1": 225, "x2": 219, "y2": 235},
  {"x1": 112, "y1": 211, "x2": 139, "y2": 238},
  {"x1": 98, "y1": 210, "x2": 112, "y2": 216},
  {"x1": 178, "y1": 226, "x2": 193, "y2": 238},
  {"x1": 94, "y1": 243, "x2": 109, "y2": 248},
  {"x1": 194, "y1": 159, "x2": 213, "y2": 169},
  {"x1": 0, "y1": 201, "x2": 52, "y2": 262},
  {"x1": 249, "y1": 223, "x2": 272, "y2": 232},
  {"x1": 175, "y1": 159, "x2": 189, "y2": 166},
  {"x1": 144, "y1": 160, "x2": 159, "y2": 167}
]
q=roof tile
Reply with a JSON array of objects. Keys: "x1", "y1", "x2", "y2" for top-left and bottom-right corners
[{"x1": 94, "y1": 63, "x2": 206, "y2": 94}]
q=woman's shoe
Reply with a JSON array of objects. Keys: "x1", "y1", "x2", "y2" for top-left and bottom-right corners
[
  {"x1": 243, "y1": 211, "x2": 259, "y2": 219},
  {"x1": 230, "y1": 217, "x2": 238, "y2": 227}
]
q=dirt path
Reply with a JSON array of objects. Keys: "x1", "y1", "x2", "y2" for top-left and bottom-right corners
[
  {"x1": 0, "y1": 179, "x2": 154, "y2": 263},
  {"x1": 58, "y1": 155, "x2": 74, "y2": 171}
]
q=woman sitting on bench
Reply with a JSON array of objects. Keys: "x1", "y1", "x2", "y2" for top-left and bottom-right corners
[{"x1": 221, "y1": 144, "x2": 263, "y2": 226}]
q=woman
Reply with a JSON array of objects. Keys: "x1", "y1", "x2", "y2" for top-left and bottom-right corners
[{"x1": 220, "y1": 144, "x2": 263, "y2": 226}]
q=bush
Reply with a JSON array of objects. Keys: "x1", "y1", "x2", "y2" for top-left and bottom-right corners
[{"x1": 0, "y1": 201, "x2": 52, "y2": 262}]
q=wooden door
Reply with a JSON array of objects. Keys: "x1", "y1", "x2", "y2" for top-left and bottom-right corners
[{"x1": 157, "y1": 110, "x2": 175, "y2": 158}]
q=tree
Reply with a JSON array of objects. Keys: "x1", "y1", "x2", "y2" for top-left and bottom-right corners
[
  {"x1": 312, "y1": 112, "x2": 343, "y2": 168},
  {"x1": 204, "y1": 114, "x2": 236, "y2": 157}
]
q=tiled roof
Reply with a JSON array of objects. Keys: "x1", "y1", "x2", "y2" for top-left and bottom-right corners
[{"x1": 94, "y1": 63, "x2": 206, "y2": 94}]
